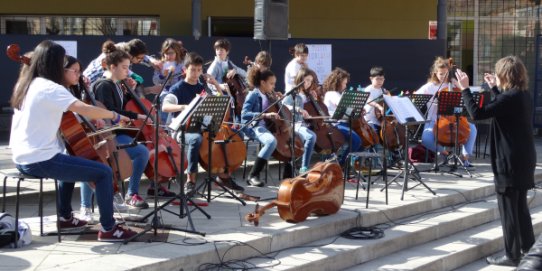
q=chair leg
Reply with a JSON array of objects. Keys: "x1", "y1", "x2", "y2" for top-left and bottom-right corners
[
  {"x1": 2, "y1": 176, "x2": 7, "y2": 213},
  {"x1": 54, "y1": 180, "x2": 61, "y2": 243},
  {"x1": 39, "y1": 178, "x2": 43, "y2": 236},
  {"x1": 366, "y1": 159, "x2": 373, "y2": 209},
  {"x1": 14, "y1": 177, "x2": 23, "y2": 248}
]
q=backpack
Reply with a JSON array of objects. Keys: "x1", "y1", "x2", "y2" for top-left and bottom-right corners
[
  {"x1": 0, "y1": 213, "x2": 32, "y2": 248},
  {"x1": 408, "y1": 144, "x2": 435, "y2": 163}
]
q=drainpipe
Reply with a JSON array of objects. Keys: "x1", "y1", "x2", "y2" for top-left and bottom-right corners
[{"x1": 192, "y1": 0, "x2": 202, "y2": 40}]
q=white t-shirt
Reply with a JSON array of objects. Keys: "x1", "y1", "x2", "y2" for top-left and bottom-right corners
[
  {"x1": 284, "y1": 59, "x2": 303, "y2": 91},
  {"x1": 324, "y1": 91, "x2": 342, "y2": 117},
  {"x1": 10, "y1": 77, "x2": 77, "y2": 165},
  {"x1": 363, "y1": 85, "x2": 383, "y2": 126},
  {"x1": 414, "y1": 81, "x2": 451, "y2": 121}
]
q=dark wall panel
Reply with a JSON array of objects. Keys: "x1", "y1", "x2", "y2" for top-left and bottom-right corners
[{"x1": 0, "y1": 35, "x2": 444, "y2": 136}]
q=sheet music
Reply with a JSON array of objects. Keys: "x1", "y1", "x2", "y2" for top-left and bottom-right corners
[
  {"x1": 168, "y1": 95, "x2": 204, "y2": 131},
  {"x1": 383, "y1": 95, "x2": 425, "y2": 124}
]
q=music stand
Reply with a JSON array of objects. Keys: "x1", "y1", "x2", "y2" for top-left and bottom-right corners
[
  {"x1": 331, "y1": 91, "x2": 382, "y2": 202},
  {"x1": 186, "y1": 95, "x2": 246, "y2": 205},
  {"x1": 409, "y1": 94, "x2": 433, "y2": 141},
  {"x1": 436, "y1": 91, "x2": 473, "y2": 177},
  {"x1": 124, "y1": 90, "x2": 209, "y2": 245},
  {"x1": 381, "y1": 95, "x2": 436, "y2": 200}
]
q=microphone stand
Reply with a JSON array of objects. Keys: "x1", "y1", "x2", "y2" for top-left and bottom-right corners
[
  {"x1": 223, "y1": 81, "x2": 305, "y2": 146},
  {"x1": 124, "y1": 72, "x2": 207, "y2": 244}
]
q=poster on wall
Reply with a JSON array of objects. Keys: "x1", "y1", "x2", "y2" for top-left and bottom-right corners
[
  {"x1": 306, "y1": 44, "x2": 332, "y2": 84},
  {"x1": 54, "y1": 40, "x2": 77, "y2": 58}
]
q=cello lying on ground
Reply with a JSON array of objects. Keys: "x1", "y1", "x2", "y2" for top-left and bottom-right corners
[{"x1": 245, "y1": 162, "x2": 344, "y2": 225}]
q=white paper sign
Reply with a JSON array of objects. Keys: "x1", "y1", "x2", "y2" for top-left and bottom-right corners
[
  {"x1": 306, "y1": 44, "x2": 332, "y2": 83},
  {"x1": 54, "y1": 40, "x2": 77, "y2": 58}
]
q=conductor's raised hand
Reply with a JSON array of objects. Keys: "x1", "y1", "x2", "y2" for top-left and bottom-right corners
[
  {"x1": 454, "y1": 69, "x2": 470, "y2": 90},
  {"x1": 483, "y1": 73, "x2": 497, "y2": 88}
]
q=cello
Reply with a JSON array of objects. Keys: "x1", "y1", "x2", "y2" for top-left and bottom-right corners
[
  {"x1": 198, "y1": 78, "x2": 247, "y2": 176},
  {"x1": 245, "y1": 162, "x2": 343, "y2": 225},
  {"x1": 433, "y1": 59, "x2": 471, "y2": 147},
  {"x1": 264, "y1": 91, "x2": 304, "y2": 162},
  {"x1": 301, "y1": 86, "x2": 345, "y2": 154},
  {"x1": 122, "y1": 82, "x2": 185, "y2": 182},
  {"x1": 434, "y1": 85, "x2": 470, "y2": 147},
  {"x1": 222, "y1": 60, "x2": 248, "y2": 117}
]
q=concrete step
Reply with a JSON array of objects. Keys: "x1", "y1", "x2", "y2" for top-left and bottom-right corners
[
  {"x1": 349, "y1": 200, "x2": 542, "y2": 271},
  {"x1": 452, "y1": 252, "x2": 516, "y2": 271},
  {"x1": 236, "y1": 188, "x2": 542, "y2": 271}
]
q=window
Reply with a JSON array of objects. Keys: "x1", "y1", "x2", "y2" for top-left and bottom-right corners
[{"x1": 0, "y1": 15, "x2": 159, "y2": 36}]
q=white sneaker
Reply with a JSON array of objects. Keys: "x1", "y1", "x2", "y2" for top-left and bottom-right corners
[
  {"x1": 113, "y1": 193, "x2": 128, "y2": 212},
  {"x1": 78, "y1": 207, "x2": 94, "y2": 224}
]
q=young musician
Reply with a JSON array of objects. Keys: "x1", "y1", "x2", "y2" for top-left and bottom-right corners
[
  {"x1": 9, "y1": 40, "x2": 136, "y2": 241},
  {"x1": 284, "y1": 43, "x2": 309, "y2": 91},
  {"x1": 152, "y1": 38, "x2": 188, "y2": 125},
  {"x1": 162, "y1": 52, "x2": 245, "y2": 197},
  {"x1": 457, "y1": 56, "x2": 535, "y2": 267},
  {"x1": 281, "y1": 67, "x2": 318, "y2": 174},
  {"x1": 61, "y1": 55, "x2": 111, "y2": 223},
  {"x1": 363, "y1": 66, "x2": 386, "y2": 131},
  {"x1": 414, "y1": 57, "x2": 477, "y2": 167},
  {"x1": 323, "y1": 67, "x2": 363, "y2": 164},
  {"x1": 92, "y1": 43, "x2": 151, "y2": 209},
  {"x1": 152, "y1": 38, "x2": 186, "y2": 91},
  {"x1": 207, "y1": 38, "x2": 247, "y2": 84},
  {"x1": 83, "y1": 39, "x2": 159, "y2": 90},
  {"x1": 246, "y1": 51, "x2": 272, "y2": 90},
  {"x1": 241, "y1": 69, "x2": 280, "y2": 187}
]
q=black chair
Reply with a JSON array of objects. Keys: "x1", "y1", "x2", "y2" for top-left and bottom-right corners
[{"x1": 1, "y1": 171, "x2": 61, "y2": 247}]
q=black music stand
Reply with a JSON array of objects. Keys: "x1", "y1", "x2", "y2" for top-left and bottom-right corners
[
  {"x1": 436, "y1": 91, "x2": 473, "y2": 178},
  {"x1": 331, "y1": 91, "x2": 384, "y2": 203},
  {"x1": 381, "y1": 95, "x2": 436, "y2": 199},
  {"x1": 186, "y1": 95, "x2": 246, "y2": 205},
  {"x1": 124, "y1": 89, "x2": 209, "y2": 245},
  {"x1": 409, "y1": 94, "x2": 433, "y2": 141}
]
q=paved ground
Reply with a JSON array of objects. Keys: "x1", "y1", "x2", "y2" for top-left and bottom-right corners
[{"x1": 1, "y1": 136, "x2": 542, "y2": 270}]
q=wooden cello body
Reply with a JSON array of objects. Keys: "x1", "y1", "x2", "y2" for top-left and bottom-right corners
[
  {"x1": 199, "y1": 124, "x2": 247, "y2": 174},
  {"x1": 122, "y1": 83, "x2": 185, "y2": 182},
  {"x1": 302, "y1": 89, "x2": 345, "y2": 154},
  {"x1": 245, "y1": 162, "x2": 344, "y2": 225},
  {"x1": 434, "y1": 86, "x2": 470, "y2": 146},
  {"x1": 264, "y1": 91, "x2": 304, "y2": 162}
]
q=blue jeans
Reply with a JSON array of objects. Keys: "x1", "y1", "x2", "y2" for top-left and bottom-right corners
[
  {"x1": 80, "y1": 134, "x2": 149, "y2": 208},
  {"x1": 421, "y1": 121, "x2": 477, "y2": 157},
  {"x1": 296, "y1": 126, "x2": 316, "y2": 169},
  {"x1": 181, "y1": 132, "x2": 202, "y2": 173},
  {"x1": 247, "y1": 126, "x2": 277, "y2": 160},
  {"x1": 17, "y1": 153, "x2": 115, "y2": 231},
  {"x1": 336, "y1": 122, "x2": 363, "y2": 164},
  {"x1": 116, "y1": 134, "x2": 150, "y2": 196}
]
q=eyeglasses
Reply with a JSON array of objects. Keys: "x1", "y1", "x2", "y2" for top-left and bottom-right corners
[{"x1": 64, "y1": 68, "x2": 81, "y2": 75}]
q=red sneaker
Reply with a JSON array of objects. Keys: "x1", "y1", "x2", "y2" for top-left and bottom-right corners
[{"x1": 97, "y1": 224, "x2": 137, "y2": 242}]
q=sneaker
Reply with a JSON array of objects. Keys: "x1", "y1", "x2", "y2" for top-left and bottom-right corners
[
  {"x1": 113, "y1": 193, "x2": 129, "y2": 212},
  {"x1": 97, "y1": 224, "x2": 137, "y2": 242},
  {"x1": 78, "y1": 207, "x2": 95, "y2": 224},
  {"x1": 184, "y1": 181, "x2": 196, "y2": 198},
  {"x1": 147, "y1": 186, "x2": 176, "y2": 198},
  {"x1": 215, "y1": 177, "x2": 245, "y2": 193},
  {"x1": 59, "y1": 215, "x2": 87, "y2": 232},
  {"x1": 463, "y1": 160, "x2": 476, "y2": 170},
  {"x1": 125, "y1": 194, "x2": 149, "y2": 209}
]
